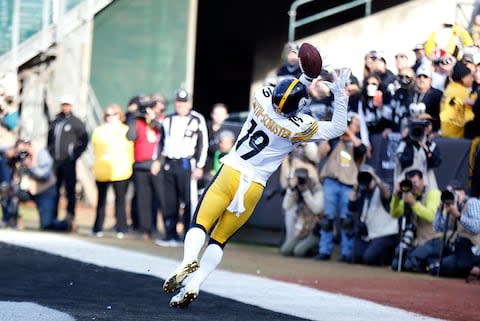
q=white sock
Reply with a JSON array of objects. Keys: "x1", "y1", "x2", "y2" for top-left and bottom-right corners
[
  {"x1": 186, "y1": 243, "x2": 223, "y2": 291},
  {"x1": 181, "y1": 227, "x2": 206, "y2": 266}
]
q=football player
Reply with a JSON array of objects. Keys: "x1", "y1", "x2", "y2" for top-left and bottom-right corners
[{"x1": 165, "y1": 43, "x2": 351, "y2": 308}]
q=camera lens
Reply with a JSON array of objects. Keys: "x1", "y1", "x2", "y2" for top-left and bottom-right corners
[{"x1": 400, "y1": 179, "x2": 413, "y2": 193}]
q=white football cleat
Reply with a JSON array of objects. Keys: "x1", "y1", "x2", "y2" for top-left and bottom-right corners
[
  {"x1": 169, "y1": 286, "x2": 199, "y2": 308},
  {"x1": 163, "y1": 259, "x2": 199, "y2": 294}
]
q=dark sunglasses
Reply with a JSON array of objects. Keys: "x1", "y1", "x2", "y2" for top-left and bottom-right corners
[
  {"x1": 417, "y1": 74, "x2": 430, "y2": 79},
  {"x1": 105, "y1": 112, "x2": 118, "y2": 117}
]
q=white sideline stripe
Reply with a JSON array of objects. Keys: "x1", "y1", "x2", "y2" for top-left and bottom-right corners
[
  {"x1": 0, "y1": 231, "x2": 445, "y2": 321},
  {"x1": 0, "y1": 302, "x2": 75, "y2": 321}
]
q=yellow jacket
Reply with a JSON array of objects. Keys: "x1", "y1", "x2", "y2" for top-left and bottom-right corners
[
  {"x1": 440, "y1": 81, "x2": 475, "y2": 138},
  {"x1": 92, "y1": 122, "x2": 134, "y2": 182}
]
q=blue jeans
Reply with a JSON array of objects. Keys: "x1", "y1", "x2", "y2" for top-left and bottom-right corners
[
  {"x1": 32, "y1": 185, "x2": 69, "y2": 231},
  {"x1": 351, "y1": 234, "x2": 397, "y2": 265},
  {"x1": 319, "y1": 178, "x2": 353, "y2": 256}
]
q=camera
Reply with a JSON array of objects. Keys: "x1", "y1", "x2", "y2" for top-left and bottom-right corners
[
  {"x1": 137, "y1": 96, "x2": 157, "y2": 116},
  {"x1": 357, "y1": 171, "x2": 373, "y2": 191},
  {"x1": 441, "y1": 189, "x2": 456, "y2": 206},
  {"x1": 15, "y1": 150, "x2": 29, "y2": 162},
  {"x1": 399, "y1": 179, "x2": 413, "y2": 194},
  {"x1": 400, "y1": 223, "x2": 416, "y2": 249},
  {"x1": 294, "y1": 168, "x2": 309, "y2": 186},
  {"x1": 408, "y1": 120, "x2": 429, "y2": 141}
]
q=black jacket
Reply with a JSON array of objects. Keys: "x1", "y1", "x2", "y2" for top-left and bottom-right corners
[{"x1": 47, "y1": 112, "x2": 88, "y2": 162}]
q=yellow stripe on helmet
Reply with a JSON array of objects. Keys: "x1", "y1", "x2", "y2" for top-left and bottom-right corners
[{"x1": 277, "y1": 79, "x2": 299, "y2": 114}]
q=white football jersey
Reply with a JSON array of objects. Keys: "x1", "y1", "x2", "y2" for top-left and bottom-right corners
[{"x1": 221, "y1": 85, "x2": 348, "y2": 185}]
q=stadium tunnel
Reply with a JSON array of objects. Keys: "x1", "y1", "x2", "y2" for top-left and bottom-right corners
[{"x1": 193, "y1": 0, "x2": 409, "y2": 116}]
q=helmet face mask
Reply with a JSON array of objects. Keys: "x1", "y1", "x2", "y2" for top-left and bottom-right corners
[{"x1": 272, "y1": 79, "x2": 309, "y2": 117}]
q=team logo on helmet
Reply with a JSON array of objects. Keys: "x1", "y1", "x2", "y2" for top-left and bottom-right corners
[{"x1": 272, "y1": 78, "x2": 308, "y2": 117}]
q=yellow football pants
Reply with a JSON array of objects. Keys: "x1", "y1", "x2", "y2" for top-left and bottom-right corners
[{"x1": 192, "y1": 164, "x2": 264, "y2": 245}]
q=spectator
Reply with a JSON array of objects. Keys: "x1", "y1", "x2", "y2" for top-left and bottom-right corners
[
  {"x1": 205, "y1": 103, "x2": 229, "y2": 177},
  {"x1": 125, "y1": 95, "x2": 141, "y2": 125},
  {"x1": 431, "y1": 55, "x2": 455, "y2": 92},
  {"x1": 91, "y1": 104, "x2": 133, "y2": 238},
  {"x1": 210, "y1": 130, "x2": 235, "y2": 177},
  {"x1": 47, "y1": 95, "x2": 88, "y2": 225},
  {"x1": 280, "y1": 167, "x2": 323, "y2": 257},
  {"x1": 395, "y1": 114, "x2": 442, "y2": 189},
  {"x1": 348, "y1": 164, "x2": 398, "y2": 265},
  {"x1": 412, "y1": 43, "x2": 429, "y2": 73},
  {"x1": 394, "y1": 52, "x2": 410, "y2": 75},
  {"x1": 0, "y1": 86, "x2": 18, "y2": 227},
  {"x1": 371, "y1": 51, "x2": 397, "y2": 96},
  {"x1": 390, "y1": 169, "x2": 441, "y2": 271},
  {"x1": 279, "y1": 142, "x2": 321, "y2": 253},
  {"x1": 317, "y1": 113, "x2": 367, "y2": 261},
  {"x1": 8, "y1": 139, "x2": 71, "y2": 231},
  {"x1": 362, "y1": 50, "x2": 377, "y2": 81},
  {"x1": 157, "y1": 88, "x2": 208, "y2": 246},
  {"x1": 410, "y1": 64, "x2": 443, "y2": 132},
  {"x1": 359, "y1": 73, "x2": 390, "y2": 136},
  {"x1": 127, "y1": 96, "x2": 164, "y2": 240},
  {"x1": 307, "y1": 71, "x2": 335, "y2": 122},
  {"x1": 276, "y1": 42, "x2": 301, "y2": 81},
  {"x1": 440, "y1": 61, "x2": 476, "y2": 138},
  {"x1": 429, "y1": 182, "x2": 480, "y2": 278},
  {"x1": 389, "y1": 67, "x2": 417, "y2": 132}
]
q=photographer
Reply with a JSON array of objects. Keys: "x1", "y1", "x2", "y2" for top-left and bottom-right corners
[
  {"x1": 0, "y1": 86, "x2": 19, "y2": 227},
  {"x1": 280, "y1": 167, "x2": 323, "y2": 257},
  {"x1": 7, "y1": 139, "x2": 71, "y2": 231},
  {"x1": 390, "y1": 169, "x2": 441, "y2": 272},
  {"x1": 429, "y1": 182, "x2": 480, "y2": 277},
  {"x1": 395, "y1": 115, "x2": 441, "y2": 188},
  {"x1": 348, "y1": 165, "x2": 398, "y2": 265},
  {"x1": 126, "y1": 95, "x2": 165, "y2": 240}
]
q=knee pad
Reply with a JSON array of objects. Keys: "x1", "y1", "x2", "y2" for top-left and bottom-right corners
[{"x1": 320, "y1": 217, "x2": 334, "y2": 232}]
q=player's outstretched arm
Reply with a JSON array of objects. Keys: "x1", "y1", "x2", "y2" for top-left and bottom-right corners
[{"x1": 316, "y1": 68, "x2": 350, "y2": 140}]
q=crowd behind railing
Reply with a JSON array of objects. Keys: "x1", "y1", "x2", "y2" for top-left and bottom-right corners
[{"x1": 0, "y1": 18, "x2": 479, "y2": 281}]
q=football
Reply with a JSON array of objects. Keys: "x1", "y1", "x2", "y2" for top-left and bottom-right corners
[{"x1": 298, "y1": 42, "x2": 322, "y2": 79}]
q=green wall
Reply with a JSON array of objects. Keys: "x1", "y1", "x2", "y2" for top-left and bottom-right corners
[{"x1": 90, "y1": 0, "x2": 190, "y2": 111}]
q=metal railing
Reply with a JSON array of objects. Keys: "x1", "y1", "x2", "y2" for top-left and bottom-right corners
[
  {"x1": 288, "y1": 0, "x2": 372, "y2": 42},
  {"x1": 0, "y1": 0, "x2": 113, "y2": 73}
]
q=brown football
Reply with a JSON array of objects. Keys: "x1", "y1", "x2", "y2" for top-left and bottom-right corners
[{"x1": 298, "y1": 42, "x2": 322, "y2": 79}]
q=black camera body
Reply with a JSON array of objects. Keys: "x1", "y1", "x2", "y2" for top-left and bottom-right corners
[
  {"x1": 136, "y1": 97, "x2": 157, "y2": 116},
  {"x1": 399, "y1": 179, "x2": 413, "y2": 195},
  {"x1": 15, "y1": 150, "x2": 29, "y2": 162},
  {"x1": 408, "y1": 120, "x2": 429, "y2": 141},
  {"x1": 294, "y1": 168, "x2": 309, "y2": 186},
  {"x1": 441, "y1": 189, "x2": 457, "y2": 206},
  {"x1": 357, "y1": 171, "x2": 373, "y2": 191}
]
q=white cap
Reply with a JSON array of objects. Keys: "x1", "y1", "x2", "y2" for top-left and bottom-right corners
[
  {"x1": 416, "y1": 64, "x2": 432, "y2": 78},
  {"x1": 59, "y1": 94, "x2": 74, "y2": 105}
]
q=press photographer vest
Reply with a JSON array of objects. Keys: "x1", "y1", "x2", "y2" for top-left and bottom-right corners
[
  {"x1": 413, "y1": 186, "x2": 443, "y2": 246},
  {"x1": 320, "y1": 140, "x2": 358, "y2": 186}
]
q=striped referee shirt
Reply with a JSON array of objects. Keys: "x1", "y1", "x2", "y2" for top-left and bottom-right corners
[{"x1": 162, "y1": 110, "x2": 208, "y2": 169}]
